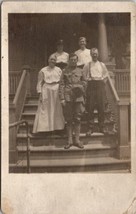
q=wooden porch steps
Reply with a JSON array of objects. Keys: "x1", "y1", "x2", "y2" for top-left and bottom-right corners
[
  {"x1": 17, "y1": 142, "x2": 117, "y2": 160},
  {"x1": 16, "y1": 132, "x2": 117, "y2": 147},
  {"x1": 9, "y1": 157, "x2": 131, "y2": 173},
  {"x1": 9, "y1": 95, "x2": 130, "y2": 173}
]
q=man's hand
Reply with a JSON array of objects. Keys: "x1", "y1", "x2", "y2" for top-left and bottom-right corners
[
  {"x1": 73, "y1": 84, "x2": 83, "y2": 89},
  {"x1": 39, "y1": 93, "x2": 42, "y2": 102},
  {"x1": 60, "y1": 100, "x2": 66, "y2": 107}
]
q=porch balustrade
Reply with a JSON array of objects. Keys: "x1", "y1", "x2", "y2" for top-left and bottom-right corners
[
  {"x1": 9, "y1": 70, "x2": 22, "y2": 95},
  {"x1": 114, "y1": 69, "x2": 130, "y2": 96}
]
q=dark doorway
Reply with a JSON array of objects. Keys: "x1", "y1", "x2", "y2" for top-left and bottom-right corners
[{"x1": 9, "y1": 13, "x2": 98, "y2": 71}]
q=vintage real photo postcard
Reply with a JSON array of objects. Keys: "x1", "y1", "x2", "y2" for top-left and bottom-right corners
[{"x1": 1, "y1": 1, "x2": 136, "y2": 214}]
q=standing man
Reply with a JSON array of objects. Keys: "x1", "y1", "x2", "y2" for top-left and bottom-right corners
[
  {"x1": 59, "y1": 53, "x2": 87, "y2": 149},
  {"x1": 52, "y1": 39, "x2": 69, "y2": 70},
  {"x1": 75, "y1": 37, "x2": 92, "y2": 68},
  {"x1": 83, "y1": 48, "x2": 109, "y2": 135}
]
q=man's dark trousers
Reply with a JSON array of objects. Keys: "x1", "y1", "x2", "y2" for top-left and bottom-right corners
[{"x1": 86, "y1": 80, "x2": 106, "y2": 129}]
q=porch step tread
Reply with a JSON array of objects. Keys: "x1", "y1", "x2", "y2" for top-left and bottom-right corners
[
  {"x1": 19, "y1": 121, "x2": 115, "y2": 128},
  {"x1": 23, "y1": 108, "x2": 111, "y2": 115},
  {"x1": 26, "y1": 96, "x2": 39, "y2": 100},
  {"x1": 17, "y1": 143, "x2": 117, "y2": 152},
  {"x1": 24, "y1": 104, "x2": 38, "y2": 107},
  {"x1": 17, "y1": 132, "x2": 108, "y2": 139},
  {"x1": 24, "y1": 104, "x2": 111, "y2": 114},
  {"x1": 99, "y1": 170, "x2": 130, "y2": 173},
  {"x1": 22, "y1": 112, "x2": 104, "y2": 116},
  {"x1": 10, "y1": 157, "x2": 130, "y2": 168},
  {"x1": 81, "y1": 170, "x2": 130, "y2": 173},
  {"x1": 21, "y1": 114, "x2": 114, "y2": 124},
  {"x1": 22, "y1": 112, "x2": 37, "y2": 116}
]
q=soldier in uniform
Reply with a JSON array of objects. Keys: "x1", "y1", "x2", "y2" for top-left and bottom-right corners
[
  {"x1": 59, "y1": 53, "x2": 87, "y2": 149},
  {"x1": 75, "y1": 37, "x2": 92, "y2": 68},
  {"x1": 83, "y1": 48, "x2": 109, "y2": 135},
  {"x1": 52, "y1": 39, "x2": 69, "y2": 70}
]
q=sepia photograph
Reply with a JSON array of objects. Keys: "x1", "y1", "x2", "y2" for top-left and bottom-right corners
[
  {"x1": 9, "y1": 12, "x2": 131, "y2": 173},
  {"x1": 1, "y1": 2, "x2": 136, "y2": 214}
]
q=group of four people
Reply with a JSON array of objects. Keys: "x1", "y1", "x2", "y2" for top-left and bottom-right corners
[{"x1": 33, "y1": 37, "x2": 109, "y2": 149}]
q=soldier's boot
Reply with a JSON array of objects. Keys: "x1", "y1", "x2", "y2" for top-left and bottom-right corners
[
  {"x1": 64, "y1": 123, "x2": 73, "y2": 149},
  {"x1": 74, "y1": 123, "x2": 84, "y2": 149}
]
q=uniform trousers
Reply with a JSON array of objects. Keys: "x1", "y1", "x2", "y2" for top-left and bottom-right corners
[{"x1": 63, "y1": 101, "x2": 84, "y2": 124}]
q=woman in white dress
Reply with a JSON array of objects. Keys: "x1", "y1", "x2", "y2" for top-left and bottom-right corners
[
  {"x1": 52, "y1": 39, "x2": 69, "y2": 70},
  {"x1": 33, "y1": 55, "x2": 65, "y2": 133}
]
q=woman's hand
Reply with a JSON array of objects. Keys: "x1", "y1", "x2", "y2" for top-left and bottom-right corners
[
  {"x1": 103, "y1": 77, "x2": 108, "y2": 84},
  {"x1": 60, "y1": 100, "x2": 66, "y2": 107}
]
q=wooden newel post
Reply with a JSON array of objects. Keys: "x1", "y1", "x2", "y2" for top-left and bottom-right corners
[
  {"x1": 22, "y1": 65, "x2": 31, "y2": 96},
  {"x1": 118, "y1": 101, "x2": 130, "y2": 159}
]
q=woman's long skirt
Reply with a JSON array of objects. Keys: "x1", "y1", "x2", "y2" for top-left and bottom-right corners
[{"x1": 33, "y1": 83, "x2": 65, "y2": 133}]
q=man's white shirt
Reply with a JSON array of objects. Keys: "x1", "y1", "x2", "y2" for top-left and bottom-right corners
[
  {"x1": 75, "y1": 48, "x2": 92, "y2": 66},
  {"x1": 83, "y1": 61, "x2": 108, "y2": 81}
]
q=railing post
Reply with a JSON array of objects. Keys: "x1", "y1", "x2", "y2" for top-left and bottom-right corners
[
  {"x1": 9, "y1": 120, "x2": 31, "y2": 172},
  {"x1": 22, "y1": 65, "x2": 31, "y2": 96},
  {"x1": 9, "y1": 105, "x2": 18, "y2": 163},
  {"x1": 118, "y1": 101, "x2": 130, "y2": 159},
  {"x1": 26, "y1": 122, "x2": 31, "y2": 173}
]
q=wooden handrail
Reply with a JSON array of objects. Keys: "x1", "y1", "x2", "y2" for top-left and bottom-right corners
[
  {"x1": 13, "y1": 70, "x2": 27, "y2": 105},
  {"x1": 107, "y1": 75, "x2": 120, "y2": 103},
  {"x1": 9, "y1": 120, "x2": 31, "y2": 173},
  {"x1": 9, "y1": 120, "x2": 28, "y2": 129}
]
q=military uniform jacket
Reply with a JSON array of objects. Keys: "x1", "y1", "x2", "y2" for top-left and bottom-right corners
[{"x1": 59, "y1": 66, "x2": 87, "y2": 102}]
